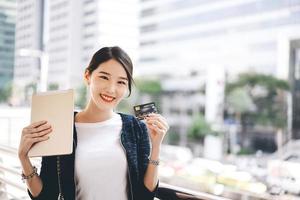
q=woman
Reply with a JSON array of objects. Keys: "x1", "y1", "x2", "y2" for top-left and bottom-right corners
[{"x1": 18, "y1": 46, "x2": 169, "y2": 200}]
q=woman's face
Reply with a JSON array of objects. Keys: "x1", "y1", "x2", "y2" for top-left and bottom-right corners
[{"x1": 85, "y1": 59, "x2": 129, "y2": 111}]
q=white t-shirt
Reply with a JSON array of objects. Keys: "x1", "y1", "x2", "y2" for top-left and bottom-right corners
[{"x1": 74, "y1": 113, "x2": 128, "y2": 200}]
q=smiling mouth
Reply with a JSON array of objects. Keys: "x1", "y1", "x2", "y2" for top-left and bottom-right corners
[{"x1": 100, "y1": 94, "x2": 115, "y2": 103}]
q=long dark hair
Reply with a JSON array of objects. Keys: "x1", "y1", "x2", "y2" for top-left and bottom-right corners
[{"x1": 86, "y1": 46, "x2": 134, "y2": 96}]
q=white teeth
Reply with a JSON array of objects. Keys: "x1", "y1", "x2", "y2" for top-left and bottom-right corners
[{"x1": 100, "y1": 94, "x2": 114, "y2": 102}]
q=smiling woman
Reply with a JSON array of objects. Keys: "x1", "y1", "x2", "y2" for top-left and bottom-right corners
[
  {"x1": 84, "y1": 58, "x2": 130, "y2": 112},
  {"x1": 18, "y1": 46, "x2": 169, "y2": 200},
  {"x1": 86, "y1": 47, "x2": 134, "y2": 94}
]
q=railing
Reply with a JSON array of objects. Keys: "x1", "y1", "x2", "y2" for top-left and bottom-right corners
[
  {"x1": 157, "y1": 183, "x2": 231, "y2": 200},
  {"x1": 0, "y1": 144, "x2": 231, "y2": 200},
  {"x1": 0, "y1": 144, "x2": 43, "y2": 200},
  {"x1": 0, "y1": 144, "x2": 27, "y2": 199}
]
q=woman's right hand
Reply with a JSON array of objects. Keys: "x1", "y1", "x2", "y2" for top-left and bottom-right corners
[{"x1": 18, "y1": 120, "x2": 52, "y2": 160}]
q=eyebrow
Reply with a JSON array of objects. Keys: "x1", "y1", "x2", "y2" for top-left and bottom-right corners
[{"x1": 99, "y1": 71, "x2": 128, "y2": 81}]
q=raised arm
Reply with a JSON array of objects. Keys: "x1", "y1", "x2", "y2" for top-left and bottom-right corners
[
  {"x1": 143, "y1": 113, "x2": 169, "y2": 191},
  {"x1": 18, "y1": 120, "x2": 52, "y2": 197}
]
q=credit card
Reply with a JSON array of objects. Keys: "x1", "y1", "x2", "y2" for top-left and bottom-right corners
[{"x1": 133, "y1": 102, "x2": 158, "y2": 120}]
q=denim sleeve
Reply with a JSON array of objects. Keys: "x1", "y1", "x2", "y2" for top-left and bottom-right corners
[
  {"x1": 28, "y1": 157, "x2": 58, "y2": 200},
  {"x1": 137, "y1": 120, "x2": 159, "y2": 200}
]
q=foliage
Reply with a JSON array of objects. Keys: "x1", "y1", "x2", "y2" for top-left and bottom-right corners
[
  {"x1": 135, "y1": 79, "x2": 162, "y2": 94},
  {"x1": 226, "y1": 73, "x2": 289, "y2": 94},
  {"x1": 188, "y1": 114, "x2": 217, "y2": 141},
  {"x1": 0, "y1": 81, "x2": 12, "y2": 103},
  {"x1": 237, "y1": 147, "x2": 254, "y2": 155},
  {"x1": 227, "y1": 88, "x2": 254, "y2": 113},
  {"x1": 225, "y1": 73, "x2": 290, "y2": 129},
  {"x1": 168, "y1": 132, "x2": 180, "y2": 145},
  {"x1": 48, "y1": 83, "x2": 59, "y2": 90}
]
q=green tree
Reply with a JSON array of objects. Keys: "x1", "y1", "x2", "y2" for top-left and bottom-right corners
[
  {"x1": 226, "y1": 73, "x2": 289, "y2": 127},
  {"x1": 48, "y1": 83, "x2": 59, "y2": 90},
  {"x1": 225, "y1": 73, "x2": 290, "y2": 151},
  {"x1": 135, "y1": 79, "x2": 162, "y2": 94},
  {"x1": 188, "y1": 114, "x2": 216, "y2": 142},
  {"x1": 227, "y1": 88, "x2": 254, "y2": 114},
  {"x1": 0, "y1": 81, "x2": 12, "y2": 103}
]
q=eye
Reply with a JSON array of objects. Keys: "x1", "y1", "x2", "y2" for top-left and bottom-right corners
[
  {"x1": 118, "y1": 81, "x2": 127, "y2": 85},
  {"x1": 99, "y1": 76, "x2": 109, "y2": 80}
]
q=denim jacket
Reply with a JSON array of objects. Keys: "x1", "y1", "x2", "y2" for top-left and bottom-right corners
[{"x1": 28, "y1": 112, "x2": 158, "y2": 200}]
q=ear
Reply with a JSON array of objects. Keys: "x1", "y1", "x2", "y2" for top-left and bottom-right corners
[{"x1": 84, "y1": 69, "x2": 91, "y2": 85}]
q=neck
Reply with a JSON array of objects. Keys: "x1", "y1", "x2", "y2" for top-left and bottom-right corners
[{"x1": 81, "y1": 100, "x2": 114, "y2": 123}]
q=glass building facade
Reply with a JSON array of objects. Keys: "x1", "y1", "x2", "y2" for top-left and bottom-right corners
[
  {"x1": 139, "y1": 0, "x2": 300, "y2": 75},
  {"x1": 13, "y1": 0, "x2": 44, "y2": 103},
  {"x1": 0, "y1": 0, "x2": 16, "y2": 90}
]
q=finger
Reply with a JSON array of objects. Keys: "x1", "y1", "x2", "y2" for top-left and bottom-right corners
[
  {"x1": 22, "y1": 127, "x2": 31, "y2": 135},
  {"x1": 147, "y1": 124, "x2": 158, "y2": 133},
  {"x1": 22, "y1": 135, "x2": 49, "y2": 150},
  {"x1": 28, "y1": 123, "x2": 52, "y2": 134},
  {"x1": 146, "y1": 120, "x2": 163, "y2": 129},
  {"x1": 148, "y1": 126, "x2": 167, "y2": 137},
  {"x1": 157, "y1": 117, "x2": 168, "y2": 130},
  {"x1": 29, "y1": 120, "x2": 48, "y2": 129},
  {"x1": 159, "y1": 116, "x2": 169, "y2": 128},
  {"x1": 31, "y1": 136, "x2": 50, "y2": 145},
  {"x1": 146, "y1": 118, "x2": 166, "y2": 130},
  {"x1": 147, "y1": 123, "x2": 167, "y2": 134},
  {"x1": 147, "y1": 113, "x2": 159, "y2": 118},
  {"x1": 146, "y1": 114, "x2": 169, "y2": 129},
  {"x1": 27, "y1": 135, "x2": 50, "y2": 145},
  {"x1": 26, "y1": 128, "x2": 52, "y2": 138}
]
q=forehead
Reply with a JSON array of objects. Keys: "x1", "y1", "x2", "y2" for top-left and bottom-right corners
[{"x1": 95, "y1": 59, "x2": 127, "y2": 76}]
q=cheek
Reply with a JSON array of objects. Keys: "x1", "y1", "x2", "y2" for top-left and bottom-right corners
[
  {"x1": 89, "y1": 85, "x2": 102, "y2": 101},
  {"x1": 89, "y1": 85, "x2": 97, "y2": 95},
  {"x1": 90, "y1": 80, "x2": 103, "y2": 91},
  {"x1": 117, "y1": 87, "x2": 128, "y2": 98}
]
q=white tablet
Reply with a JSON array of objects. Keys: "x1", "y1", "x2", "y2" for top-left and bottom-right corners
[{"x1": 28, "y1": 89, "x2": 74, "y2": 157}]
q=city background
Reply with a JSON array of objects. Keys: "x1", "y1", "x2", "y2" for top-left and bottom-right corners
[{"x1": 1, "y1": 0, "x2": 300, "y2": 199}]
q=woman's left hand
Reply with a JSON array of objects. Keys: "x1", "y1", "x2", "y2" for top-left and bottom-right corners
[{"x1": 145, "y1": 113, "x2": 169, "y2": 148}]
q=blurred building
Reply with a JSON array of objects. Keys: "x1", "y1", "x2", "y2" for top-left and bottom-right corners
[
  {"x1": 47, "y1": 0, "x2": 139, "y2": 90},
  {"x1": 138, "y1": 0, "x2": 300, "y2": 140},
  {"x1": 13, "y1": 0, "x2": 138, "y2": 104},
  {"x1": 13, "y1": 0, "x2": 45, "y2": 103},
  {"x1": 289, "y1": 39, "x2": 300, "y2": 139},
  {"x1": 160, "y1": 74, "x2": 206, "y2": 146},
  {"x1": 0, "y1": 0, "x2": 16, "y2": 92}
]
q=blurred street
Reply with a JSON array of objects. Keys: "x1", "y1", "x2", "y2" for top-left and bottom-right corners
[{"x1": 2, "y1": 0, "x2": 300, "y2": 199}]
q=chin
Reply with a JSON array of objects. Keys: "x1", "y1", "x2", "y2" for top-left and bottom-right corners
[{"x1": 98, "y1": 101, "x2": 117, "y2": 110}]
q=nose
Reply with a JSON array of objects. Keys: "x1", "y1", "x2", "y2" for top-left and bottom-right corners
[{"x1": 105, "y1": 81, "x2": 116, "y2": 95}]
